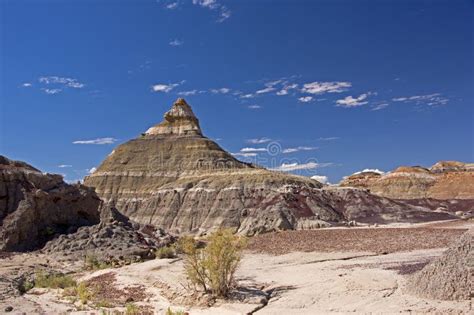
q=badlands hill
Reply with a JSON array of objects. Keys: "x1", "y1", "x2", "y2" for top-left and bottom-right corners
[
  {"x1": 84, "y1": 99, "x2": 454, "y2": 235},
  {"x1": 0, "y1": 156, "x2": 100, "y2": 251},
  {"x1": 340, "y1": 161, "x2": 474, "y2": 200}
]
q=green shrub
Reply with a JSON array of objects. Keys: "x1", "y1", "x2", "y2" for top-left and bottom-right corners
[
  {"x1": 156, "y1": 246, "x2": 176, "y2": 259},
  {"x1": 181, "y1": 229, "x2": 246, "y2": 297},
  {"x1": 35, "y1": 271, "x2": 76, "y2": 289},
  {"x1": 165, "y1": 307, "x2": 185, "y2": 315},
  {"x1": 125, "y1": 303, "x2": 140, "y2": 315},
  {"x1": 84, "y1": 254, "x2": 112, "y2": 270}
]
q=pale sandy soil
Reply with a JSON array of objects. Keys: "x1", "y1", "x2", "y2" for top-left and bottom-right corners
[{"x1": 0, "y1": 221, "x2": 472, "y2": 314}]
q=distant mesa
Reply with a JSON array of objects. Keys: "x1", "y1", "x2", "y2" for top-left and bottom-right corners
[{"x1": 340, "y1": 161, "x2": 474, "y2": 201}]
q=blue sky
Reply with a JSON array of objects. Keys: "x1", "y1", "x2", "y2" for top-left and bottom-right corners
[{"x1": 1, "y1": 0, "x2": 473, "y2": 183}]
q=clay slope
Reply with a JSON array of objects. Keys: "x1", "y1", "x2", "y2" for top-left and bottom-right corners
[
  {"x1": 85, "y1": 99, "x2": 455, "y2": 235},
  {"x1": 340, "y1": 161, "x2": 474, "y2": 200},
  {"x1": 407, "y1": 228, "x2": 472, "y2": 300},
  {"x1": 0, "y1": 155, "x2": 100, "y2": 251}
]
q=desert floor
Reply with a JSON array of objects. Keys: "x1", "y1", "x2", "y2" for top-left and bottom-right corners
[{"x1": 0, "y1": 219, "x2": 472, "y2": 314}]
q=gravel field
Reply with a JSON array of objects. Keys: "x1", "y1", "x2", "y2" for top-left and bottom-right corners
[{"x1": 248, "y1": 226, "x2": 468, "y2": 255}]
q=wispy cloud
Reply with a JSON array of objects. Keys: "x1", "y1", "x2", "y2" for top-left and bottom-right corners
[
  {"x1": 151, "y1": 80, "x2": 185, "y2": 93},
  {"x1": 270, "y1": 162, "x2": 332, "y2": 172},
  {"x1": 336, "y1": 92, "x2": 373, "y2": 108},
  {"x1": 276, "y1": 83, "x2": 298, "y2": 96},
  {"x1": 371, "y1": 102, "x2": 389, "y2": 111},
  {"x1": 240, "y1": 93, "x2": 255, "y2": 99},
  {"x1": 165, "y1": 1, "x2": 178, "y2": 9},
  {"x1": 192, "y1": 0, "x2": 231, "y2": 22},
  {"x1": 392, "y1": 93, "x2": 448, "y2": 106},
  {"x1": 73, "y1": 137, "x2": 117, "y2": 145},
  {"x1": 298, "y1": 96, "x2": 313, "y2": 103},
  {"x1": 169, "y1": 39, "x2": 183, "y2": 46},
  {"x1": 177, "y1": 89, "x2": 201, "y2": 96},
  {"x1": 240, "y1": 147, "x2": 268, "y2": 153},
  {"x1": 88, "y1": 167, "x2": 97, "y2": 174},
  {"x1": 39, "y1": 76, "x2": 85, "y2": 88},
  {"x1": 247, "y1": 105, "x2": 262, "y2": 110},
  {"x1": 58, "y1": 164, "x2": 72, "y2": 168},
  {"x1": 256, "y1": 86, "x2": 276, "y2": 94},
  {"x1": 246, "y1": 137, "x2": 272, "y2": 144},
  {"x1": 42, "y1": 88, "x2": 62, "y2": 95},
  {"x1": 282, "y1": 146, "x2": 318, "y2": 154},
  {"x1": 210, "y1": 87, "x2": 231, "y2": 94},
  {"x1": 21, "y1": 83, "x2": 32, "y2": 87},
  {"x1": 318, "y1": 137, "x2": 340, "y2": 141},
  {"x1": 232, "y1": 152, "x2": 257, "y2": 157},
  {"x1": 301, "y1": 81, "x2": 351, "y2": 95}
]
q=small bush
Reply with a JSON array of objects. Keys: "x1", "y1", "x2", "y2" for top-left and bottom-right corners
[
  {"x1": 84, "y1": 254, "x2": 112, "y2": 270},
  {"x1": 125, "y1": 303, "x2": 140, "y2": 315},
  {"x1": 35, "y1": 271, "x2": 76, "y2": 289},
  {"x1": 156, "y1": 246, "x2": 176, "y2": 259},
  {"x1": 165, "y1": 307, "x2": 185, "y2": 315},
  {"x1": 77, "y1": 282, "x2": 93, "y2": 304},
  {"x1": 181, "y1": 229, "x2": 246, "y2": 297}
]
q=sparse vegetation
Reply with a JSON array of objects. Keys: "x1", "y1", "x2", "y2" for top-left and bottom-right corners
[
  {"x1": 84, "y1": 254, "x2": 113, "y2": 270},
  {"x1": 181, "y1": 229, "x2": 246, "y2": 297},
  {"x1": 34, "y1": 271, "x2": 76, "y2": 289},
  {"x1": 63, "y1": 281, "x2": 94, "y2": 305},
  {"x1": 156, "y1": 245, "x2": 176, "y2": 259},
  {"x1": 165, "y1": 307, "x2": 185, "y2": 315},
  {"x1": 125, "y1": 303, "x2": 140, "y2": 315}
]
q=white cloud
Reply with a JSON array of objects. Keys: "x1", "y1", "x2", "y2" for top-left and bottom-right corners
[
  {"x1": 371, "y1": 102, "x2": 389, "y2": 111},
  {"x1": 246, "y1": 137, "x2": 272, "y2": 144},
  {"x1": 336, "y1": 93, "x2": 371, "y2": 108},
  {"x1": 270, "y1": 162, "x2": 332, "y2": 172},
  {"x1": 247, "y1": 105, "x2": 262, "y2": 109},
  {"x1": 240, "y1": 93, "x2": 255, "y2": 99},
  {"x1": 301, "y1": 81, "x2": 351, "y2": 95},
  {"x1": 88, "y1": 167, "x2": 97, "y2": 174},
  {"x1": 22, "y1": 83, "x2": 32, "y2": 87},
  {"x1": 276, "y1": 83, "x2": 298, "y2": 96},
  {"x1": 165, "y1": 2, "x2": 178, "y2": 9},
  {"x1": 311, "y1": 175, "x2": 329, "y2": 184},
  {"x1": 282, "y1": 146, "x2": 318, "y2": 154},
  {"x1": 318, "y1": 137, "x2": 340, "y2": 141},
  {"x1": 210, "y1": 87, "x2": 230, "y2": 94},
  {"x1": 256, "y1": 86, "x2": 276, "y2": 94},
  {"x1": 298, "y1": 96, "x2": 313, "y2": 103},
  {"x1": 240, "y1": 147, "x2": 267, "y2": 153},
  {"x1": 391, "y1": 93, "x2": 448, "y2": 106},
  {"x1": 232, "y1": 152, "x2": 257, "y2": 157},
  {"x1": 151, "y1": 80, "x2": 184, "y2": 93},
  {"x1": 42, "y1": 88, "x2": 62, "y2": 95},
  {"x1": 169, "y1": 39, "x2": 183, "y2": 46},
  {"x1": 352, "y1": 168, "x2": 385, "y2": 175},
  {"x1": 178, "y1": 90, "x2": 198, "y2": 96},
  {"x1": 58, "y1": 164, "x2": 72, "y2": 168},
  {"x1": 39, "y1": 76, "x2": 85, "y2": 88},
  {"x1": 73, "y1": 137, "x2": 117, "y2": 145},
  {"x1": 192, "y1": 0, "x2": 231, "y2": 22}
]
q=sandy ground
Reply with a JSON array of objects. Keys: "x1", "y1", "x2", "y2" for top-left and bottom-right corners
[{"x1": 0, "y1": 220, "x2": 472, "y2": 314}]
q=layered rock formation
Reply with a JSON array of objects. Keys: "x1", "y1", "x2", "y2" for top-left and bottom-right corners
[
  {"x1": 407, "y1": 228, "x2": 473, "y2": 300},
  {"x1": 0, "y1": 156, "x2": 100, "y2": 251},
  {"x1": 340, "y1": 161, "x2": 474, "y2": 200},
  {"x1": 85, "y1": 99, "x2": 455, "y2": 235}
]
